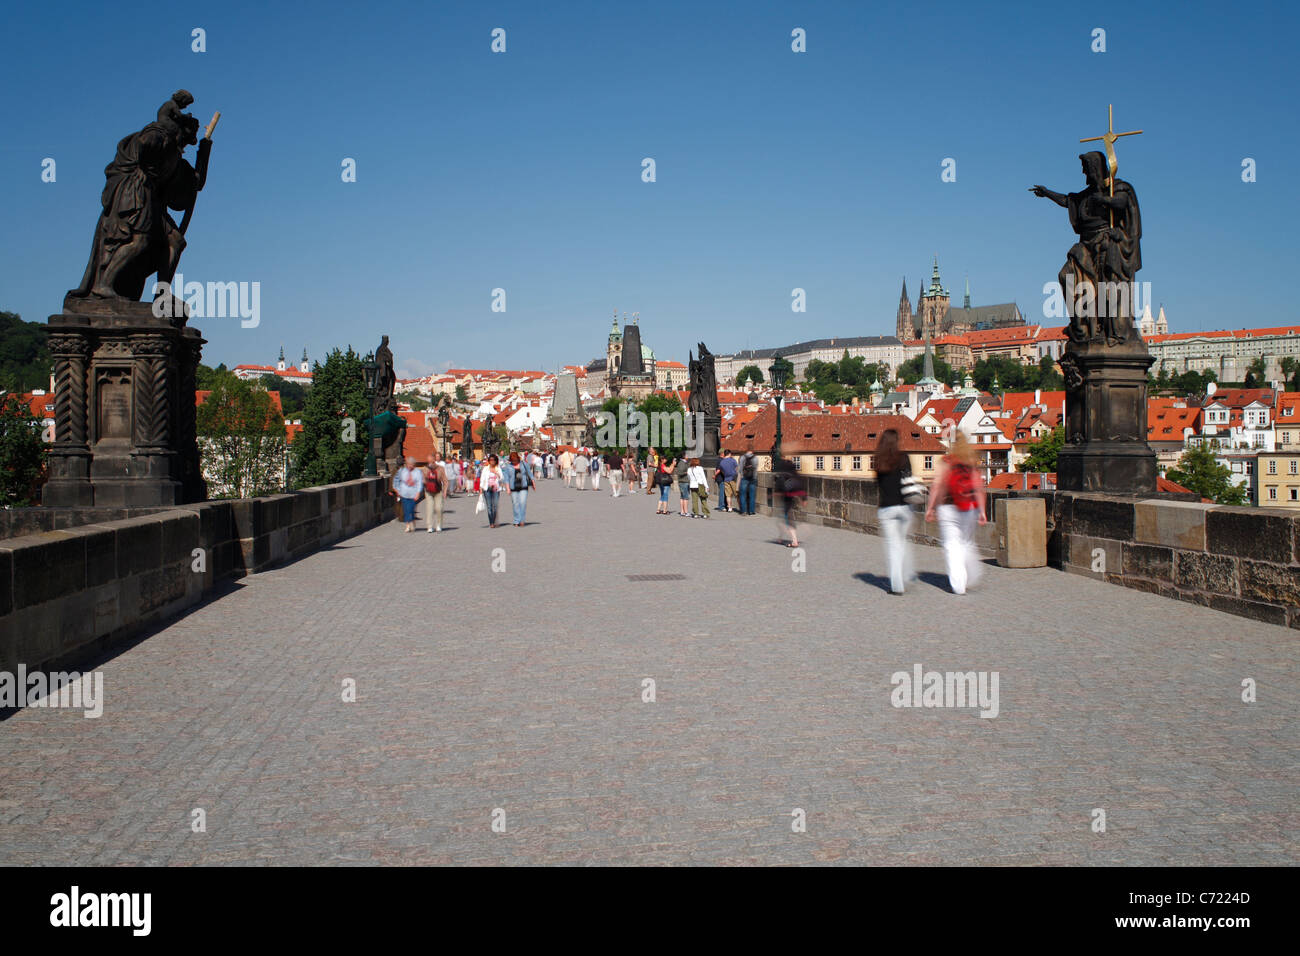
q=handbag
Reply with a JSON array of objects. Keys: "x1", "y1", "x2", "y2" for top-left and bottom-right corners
[
  {"x1": 901, "y1": 475, "x2": 927, "y2": 507},
  {"x1": 475, "y1": 492, "x2": 486, "y2": 514}
]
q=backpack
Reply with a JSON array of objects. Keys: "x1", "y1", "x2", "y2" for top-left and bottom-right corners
[
  {"x1": 742, "y1": 455, "x2": 756, "y2": 479},
  {"x1": 513, "y1": 465, "x2": 528, "y2": 491},
  {"x1": 424, "y1": 467, "x2": 442, "y2": 496},
  {"x1": 782, "y1": 473, "x2": 805, "y2": 497},
  {"x1": 948, "y1": 463, "x2": 977, "y2": 510}
]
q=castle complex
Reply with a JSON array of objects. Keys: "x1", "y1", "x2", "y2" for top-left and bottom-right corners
[{"x1": 896, "y1": 257, "x2": 1025, "y2": 341}]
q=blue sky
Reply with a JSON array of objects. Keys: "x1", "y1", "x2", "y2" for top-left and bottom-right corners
[{"x1": 1, "y1": 0, "x2": 1294, "y2": 377}]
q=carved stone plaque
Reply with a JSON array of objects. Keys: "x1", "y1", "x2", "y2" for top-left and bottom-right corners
[{"x1": 98, "y1": 371, "x2": 131, "y2": 440}]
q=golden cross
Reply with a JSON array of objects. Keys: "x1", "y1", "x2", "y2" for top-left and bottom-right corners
[
  {"x1": 1080, "y1": 104, "x2": 1142, "y2": 225},
  {"x1": 1080, "y1": 103, "x2": 1142, "y2": 192}
]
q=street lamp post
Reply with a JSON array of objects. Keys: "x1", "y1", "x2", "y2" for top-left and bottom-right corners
[
  {"x1": 623, "y1": 398, "x2": 636, "y2": 460},
  {"x1": 769, "y1": 353, "x2": 787, "y2": 464},
  {"x1": 362, "y1": 352, "x2": 378, "y2": 477}
]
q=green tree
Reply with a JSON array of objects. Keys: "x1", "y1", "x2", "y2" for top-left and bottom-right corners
[
  {"x1": 454, "y1": 384, "x2": 469, "y2": 403},
  {"x1": 639, "y1": 391, "x2": 688, "y2": 460},
  {"x1": 1018, "y1": 425, "x2": 1064, "y2": 473},
  {"x1": 0, "y1": 311, "x2": 52, "y2": 393},
  {"x1": 196, "y1": 375, "x2": 288, "y2": 498},
  {"x1": 734, "y1": 365, "x2": 764, "y2": 388},
  {"x1": 1244, "y1": 356, "x2": 1268, "y2": 389},
  {"x1": 403, "y1": 393, "x2": 431, "y2": 412},
  {"x1": 897, "y1": 353, "x2": 955, "y2": 386},
  {"x1": 1166, "y1": 445, "x2": 1248, "y2": 504},
  {"x1": 195, "y1": 362, "x2": 229, "y2": 391},
  {"x1": 1280, "y1": 356, "x2": 1299, "y2": 392},
  {"x1": 0, "y1": 394, "x2": 48, "y2": 506},
  {"x1": 258, "y1": 374, "x2": 309, "y2": 418},
  {"x1": 293, "y1": 347, "x2": 369, "y2": 488}
]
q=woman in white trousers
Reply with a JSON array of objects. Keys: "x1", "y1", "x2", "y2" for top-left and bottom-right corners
[{"x1": 923, "y1": 434, "x2": 987, "y2": 595}]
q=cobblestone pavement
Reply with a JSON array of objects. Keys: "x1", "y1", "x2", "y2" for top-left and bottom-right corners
[{"x1": 1, "y1": 482, "x2": 1296, "y2": 865}]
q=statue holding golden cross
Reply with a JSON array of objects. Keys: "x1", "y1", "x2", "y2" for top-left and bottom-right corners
[{"x1": 1080, "y1": 104, "x2": 1142, "y2": 221}]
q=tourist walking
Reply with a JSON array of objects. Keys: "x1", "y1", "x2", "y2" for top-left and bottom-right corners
[
  {"x1": 502, "y1": 451, "x2": 536, "y2": 526},
  {"x1": 674, "y1": 454, "x2": 691, "y2": 516},
  {"x1": 718, "y1": 450, "x2": 738, "y2": 512},
  {"x1": 591, "y1": 453, "x2": 602, "y2": 491},
  {"x1": 924, "y1": 433, "x2": 987, "y2": 595},
  {"x1": 560, "y1": 448, "x2": 574, "y2": 486},
  {"x1": 874, "y1": 428, "x2": 917, "y2": 593},
  {"x1": 423, "y1": 454, "x2": 446, "y2": 533},
  {"x1": 775, "y1": 457, "x2": 805, "y2": 547},
  {"x1": 737, "y1": 450, "x2": 758, "y2": 515},
  {"x1": 687, "y1": 457, "x2": 711, "y2": 518},
  {"x1": 606, "y1": 450, "x2": 624, "y2": 497},
  {"x1": 644, "y1": 448, "x2": 658, "y2": 493},
  {"x1": 573, "y1": 450, "x2": 589, "y2": 490},
  {"x1": 393, "y1": 455, "x2": 423, "y2": 533},
  {"x1": 478, "y1": 454, "x2": 506, "y2": 528},
  {"x1": 654, "y1": 456, "x2": 674, "y2": 513}
]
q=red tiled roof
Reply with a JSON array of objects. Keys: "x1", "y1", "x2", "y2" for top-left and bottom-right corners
[
  {"x1": 726, "y1": 406, "x2": 947, "y2": 455},
  {"x1": 10, "y1": 392, "x2": 54, "y2": 418},
  {"x1": 1145, "y1": 325, "x2": 1300, "y2": 344},
  {"x1": 965, "y1": 325, "x2": 1041, "y2": 346}
]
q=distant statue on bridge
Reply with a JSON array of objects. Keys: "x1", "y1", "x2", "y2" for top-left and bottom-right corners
[{"x1": 373, "y1": 335, "x2": 396, "y2": 414}]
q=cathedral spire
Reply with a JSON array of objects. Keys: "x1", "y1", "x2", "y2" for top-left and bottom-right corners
[{"x1": 964, "y1": 275, "x2": 971, "y2": 309}]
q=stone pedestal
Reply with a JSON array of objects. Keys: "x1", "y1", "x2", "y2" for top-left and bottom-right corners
[
  {"x1": 1057, "y1": 337, "x2": 1157, "y2": 494},
  {"x1": 42, "y1": 298, "x2": 206, "y2": 507}
]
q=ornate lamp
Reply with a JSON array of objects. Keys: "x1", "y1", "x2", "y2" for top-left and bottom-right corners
[{"x1": 769, "y1": 353, "x2": 787, "y2": 462}]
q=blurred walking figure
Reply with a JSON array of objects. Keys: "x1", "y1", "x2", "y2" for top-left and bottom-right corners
[
  {"x1": 591, "y1": 453, "x2": 602, "y2": 491},
  {"x1": 924, "y1": 433, "x2": 987, "y2": 595},
  {"x1": 644, "y1": 448, "x2": 658, "y2": 493},
  {"x1": 573, "y1": 450, "x2": 589, "y2": 490},
  {"x1": 560, "y1": 448, "x2": 574, "y2": 486},
  {"x1": 393, "y1": 455, "x2": 423, "y2": 533},
  {"x1": 423, "y1": 453, "x2": 446, "y2": 533},
  {"x1": 687, "y1": 457, "x2": 710, "y2": 518},
  {"x1": 479, "y1": 454, "x2": 506, "y2": 528},
  {"x1": 775, "y1": 457, "x2": 805, "y2": 547},
  {"x1": 874, "y1": 428, "x2": 917, "y2": 594},
  {"x1": 502, "y1": 451, "x2": 536, "y2": 526}
]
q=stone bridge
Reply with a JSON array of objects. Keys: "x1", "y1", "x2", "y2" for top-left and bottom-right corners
[{"x1": 0, "y1": 479, "x2": 1295, "y2": 864}]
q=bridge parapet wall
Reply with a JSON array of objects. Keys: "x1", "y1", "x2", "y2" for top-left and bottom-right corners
[
  {"x1": 758, "y1": 473, "x2": 1299, "y2": 629},
  {"x1": 0, "y1": 477, "x2": 390, "y2": 674}
]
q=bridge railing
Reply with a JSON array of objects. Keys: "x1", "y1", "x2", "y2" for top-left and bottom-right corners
[
  {"x1": 0, "y1": 477, "x2": 391, "y2": 675},
  {"x1": 757, "y1": 473, "x2": 1300, "y2": 629}
]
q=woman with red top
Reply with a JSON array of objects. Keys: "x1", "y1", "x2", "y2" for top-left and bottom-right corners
[{"x1": 923, "y1": 433, "x2": 987, "y2": 595}]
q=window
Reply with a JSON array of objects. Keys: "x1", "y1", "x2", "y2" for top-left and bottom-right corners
[
  {"x1": 1269, "y1": 459, "x2": 1277, "y2": 475},
  {"x1": 1269, "y1": 487, "x2": 1277, "y2": 500},
  {"x1": 814, "y1": 456, "x2": 825, "y2": 470},
  {"x1": 923, "y1": 455, "x2": 934, "y2": 470},
  {"x1": 1291, "y1": 460, "x2": 1299, "y2": 475},
  {"x1": 791, "y1": 457, "x2": 800, "y2": 469},
  {"x1": 851, "y1": 455, "x2": 862, "y2": 470},
  {"x1": 831, "y1": 456, "x2": 842, "y2": 471},
  {"x1": 868, "y1": 456, "x2": 875, "y2": 470}
]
